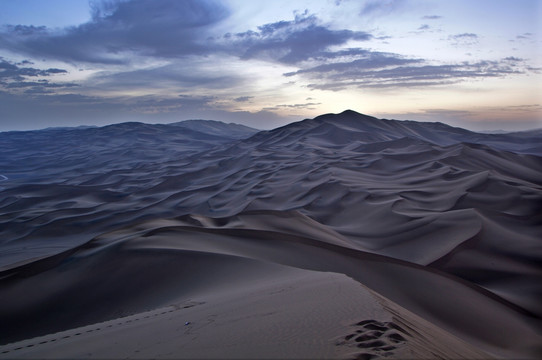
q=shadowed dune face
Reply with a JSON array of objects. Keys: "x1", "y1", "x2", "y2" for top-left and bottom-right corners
[{"x1": 0, "y1": 112, "x2": 541, "y2": 358}]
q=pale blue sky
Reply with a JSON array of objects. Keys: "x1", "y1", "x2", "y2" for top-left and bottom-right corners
[
  {"x1": 0, "y1": 0, "x2": 540, "y2": 131},
  {"x1": 0, "y1": 0, "x2": 91, "y2": 27}
]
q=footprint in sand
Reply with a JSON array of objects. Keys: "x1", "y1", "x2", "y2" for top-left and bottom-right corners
[{"x1": 337, "y1": 319, "x2": 407, "y2": 359}]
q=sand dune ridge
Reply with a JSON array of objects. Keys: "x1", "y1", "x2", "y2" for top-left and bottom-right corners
[{"x1": 1, "y1": 111, "x2": 541, "y2": 358}]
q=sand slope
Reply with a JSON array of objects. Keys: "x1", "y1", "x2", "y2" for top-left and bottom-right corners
[{"x1": 1, "y1": 111, "x2": 541, "y2": 358}]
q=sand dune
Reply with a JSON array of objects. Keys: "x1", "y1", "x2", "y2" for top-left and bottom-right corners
[{"x1": 1, "y1": 111, "x2": 541, "y2": 358}]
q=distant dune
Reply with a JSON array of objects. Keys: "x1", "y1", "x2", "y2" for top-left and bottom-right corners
[{"x1": 1, "y1": 111, "x2": 541, "y2": 359}]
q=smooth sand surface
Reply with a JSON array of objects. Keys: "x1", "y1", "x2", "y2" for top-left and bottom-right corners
[
  {"x1": 0, "y1": 269, "x2": 396, "y2": 359},
  {"x1": 0, "y1": 268, "x2": 491, "y2": 359}
]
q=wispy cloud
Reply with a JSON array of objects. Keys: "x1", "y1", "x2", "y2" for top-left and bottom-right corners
[
  {"x1": 516, "y1": 32, "x2": 533, "y2": 40},
  {"x1": 88, "y1": 62, "x2": 244, "y2": 92},
  {"x1": 360, "y1": 0, "x2": 406, "y2": 17},
  {"x1": 234, "y1": 96, "x2": 253, "y2": 102},
  {"x1": 263, "y1": 102, "x2": 321, "y2": 111},
  {"x1": 286, "y1": 55, "x2": 528, "y2": 90},
  {"x1": 448, "y1": 33, "x2": 479, "y2": 46},
  {"x1": 284, "y1": 51, "x2": 422, "y2": 77},
  {"x1": 422, "y1": 15, "x2": 442, "y2": 20}
]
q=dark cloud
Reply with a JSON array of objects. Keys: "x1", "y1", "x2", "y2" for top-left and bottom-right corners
[
  {"x1": 5, "y1": 25, "x2": 47, "y2": 36},
  {"x1": 231, "y1": 14, "x2": 372, "y2": 64},
  {"x1": 417, "y1": 24, "x2": 430, "y2": 31},
  {"x1": 234, "y1": 96, "x2": 253, "y2": 102},
  {"x1": 0, "y1": 58, "x2": 77, "y2": 97},
  {"x1": 0, "y1": 58, "x2": 68, "y2": 83},
  {"x1": 1, "y1": 3, "x2": 373, "y2": 68},
  {"x1": 0, "y1": 0, "x2": 230, "y2": 64},
  {"x1": 5, "y1": 81, "x2": 79, "y2": 89},
  {"x1": 0, "y1": 60, "x2": 18, "y2": 71}
]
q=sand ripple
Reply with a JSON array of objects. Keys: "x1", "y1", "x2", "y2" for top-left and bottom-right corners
[{"x1": 1, "y1": 112, "x2": 541, "y2": 358}]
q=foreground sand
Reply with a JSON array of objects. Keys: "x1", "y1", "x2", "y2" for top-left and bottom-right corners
[
  {"x1": 1, "y1": 267, "x2": 493, "y2": 359},
  {"x1": 2, "y1": 212, "x2": 540, "y2": 359}
]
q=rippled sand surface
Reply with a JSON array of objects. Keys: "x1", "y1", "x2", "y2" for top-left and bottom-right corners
[{"x1": 1, "y1": 111, "x2": 541, "y2": 359}]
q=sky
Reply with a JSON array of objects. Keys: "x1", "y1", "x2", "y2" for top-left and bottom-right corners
[{"x1": 0, "y1": 0, "x2": 541, "y2": 131}]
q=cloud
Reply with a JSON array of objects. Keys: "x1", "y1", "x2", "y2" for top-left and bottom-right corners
[
  {"x1": 422, "y1": 15, "x2": 442, "y2": 20},
  {"x1": 286, "y1": 55, "x2": 528, "y2": 90},
  {"x1": 517, "y1": 32, "x2": 533, "y2": 39},
  {"x1": 6, "y1": 81, "x2": 79, "y2": 89},
  {"x1": 0, "y1": 58, "x2": 67, "y2": 81},
  {"x1": 263, "y1": 102, "x2": 321, "y2": 111},
  {"x1": 360, "y1": 0, "x2": 406, "y2": 17},
  {"x1": 88, "y1": 62, "x2": 244, "y2": 92},
  {"x1": 450, "y1": 33, "x2": 478, "y2": 39},
  {"x1": 0, "y1": 58, "x2": 72, "y2": 97},
  {"x1": 4, "y1": 25, "x2": 48, "y2": 36},
  {"x1": 234, "y1": 96, "x2": 253, "y2": 102},
  {"x1": 309, "y1": 48, "x2": 377, "y2": 61},
  {"x1": 503, "y1": 56, "x2": 523, "y2": 62},
  {"x1": 0, "y1": 58, "x2": 77, "y2": 97},
  {"x1": 284, "y1": 51, "x2": 423, "y2": 77},
  {"x1": 417, "y1": 24, "x2": 430, "y2": 31},
  {"x1": 0, "y1": 0, "x2": 230, "y2": 64},
  {"x1": 449, "y1": 33, "x2": 479, "y2": 46},
  {"x1": 375, "y1": 35, "x2": 392, "y2": 41},
  {"x1": 230, "y1": 14, "x2": 372, "y2": 64}
]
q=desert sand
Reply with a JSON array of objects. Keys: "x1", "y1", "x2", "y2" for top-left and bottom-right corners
[{"x1": 1, "y1": 110, "x2": 541, "y2": 359}]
